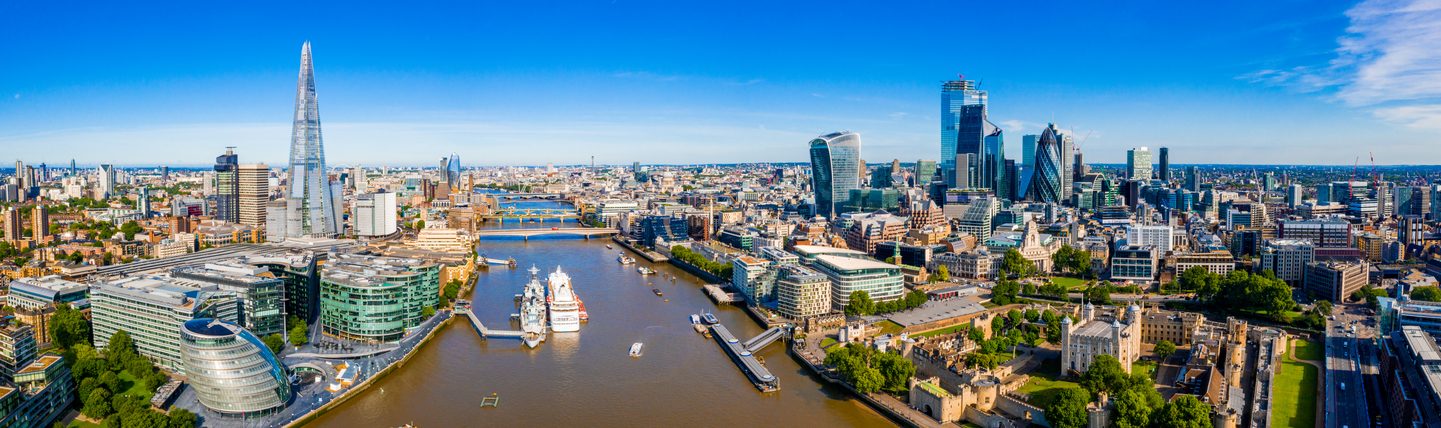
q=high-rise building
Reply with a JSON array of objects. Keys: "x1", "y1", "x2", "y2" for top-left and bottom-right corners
[
  {"x1": 351, "y1": 166, "x2": 367, "y2": 193},
  {"x1": 284, "y1": 42, "x2": 340, "y2": 239},
  {"x1": 237, "y1": 164, "x2": 269, "y2": 231},
  {"x1": 1185, "y1": 166, "x2": 1201, "y2": 192},
  {"x1": 137, "y1": 186, "x2": 151, "y2": 218},
  {"x1": 97, "y1": 164, "x2": 115, "y2": 198},
  {"x1": 775, "y1": 266, "x2": 831, "y2": 320},
  {"x1": 1027, "y1": 124, "x2": 1064, "y2": 203},
  {"x1": 353, "y1": 191, "x2": 399, "y2": 237},
  {"x1": 179, "y1": 318, "x2": 292, "y2": 417},
  {"x1": 1126, "y1": 147, "x2": 1152, "y2": 180},
  {"x1": 215, "y1": 148, "x2": 240, "y2": 223},
  {"x1": 1022, "y1": 134, "x2": 1038, "y2": 172},
  {"x1": 13, "y1": 161, "x2": 25, "y2": 201},
  {"x1": 30, "y1": 204, "x2": 47, "y2": 240},
  {"x1": 68, "y1": 159, "x2": 76, "y2": 177},
  {"x1": 940, "y1": 78, "x2": 987, "y2": 171},
  {"x1": 808, "y1": 131, "x2": 862, "y2": 218},
  {"x1": 445, "y1": 153, "x2": 461, "y2": 189},
  {"x1": 914, "y1": 160, "x2": 937, "y2": 187},
  {"x1": 1286, "y1": 184, "x2": 1304, "y2": 208},
  {"x1": 3, "y1": 207, "x2": 21, "y2": 242},
  {"x1": 91, "y1": 275, "x2": 240, "y2": 371},
  {"x1": 0, "y1": 321, "x2": 37, "y2": 381},
  {"x1": 1158, "y1": 147, "x2": 1170, "y2": 182},
  {"x1": 159, "y1": 165, "x2": 169, "y2": 183},
  {"x1": 320, "y1": 253, "x2": 440, "y2": 342}
]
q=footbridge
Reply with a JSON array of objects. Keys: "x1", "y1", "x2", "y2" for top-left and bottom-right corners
[
  {"x1": 458, "y1": 306, "x2": 525, "y2": 339},
  {"x1": 474, "y1": 228, "x2": 619, "y2": 239},
  {"x1": 743, "y1": 326, "x2": 785, "y2": 352}
]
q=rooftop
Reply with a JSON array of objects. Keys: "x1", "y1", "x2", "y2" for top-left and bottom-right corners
[{"x1": 814, "y1": 254, "x2": 897, "y2": 272}]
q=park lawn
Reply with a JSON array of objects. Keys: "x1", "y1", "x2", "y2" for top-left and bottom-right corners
[
  {"x1": 874, "y1": 320, "x2": 905, "y2": 336},
  {"x1": 1133, "y1": 360, "x2": 1156, "y2": 379},
  {"x1": 819, "y1": 337, "x2": 838, "y2": 350},
  {"x1": 1015, "y1": 375, "x2": 1083, "y2": 408},
  {"x1": 913, "y1": 324, "x2": 971, "y2": 338},
  {"x1": 117, "y1": 370, "x2": 155, "y2": 402},
  {"x1": 1292, "y1": 338, "x2": 1323, "y2": 362},
  {"x1": 1048, "y1": 276, "x2": 1088, "y2": 290},
  {"x1": 1273, "y1": 357, "x2": 1318, "y2": 428},
  {"x1": 67, "y1": 421, "x2": 102, "y2": 428}
]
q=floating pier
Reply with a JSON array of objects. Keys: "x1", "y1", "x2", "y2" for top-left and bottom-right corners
[{"x1": 709, "y1": 323, "x2": 780, "y2": 392}]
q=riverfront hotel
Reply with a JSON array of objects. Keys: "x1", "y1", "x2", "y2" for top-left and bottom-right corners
[{"x1": 319, "y1": 253, "x2": 440, "y2": 342}]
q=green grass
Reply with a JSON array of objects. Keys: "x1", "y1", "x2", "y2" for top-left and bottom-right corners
[
  {"x1": 1273, "y1": 353, "x2": 1319, "y2": 428},
  {"x1": 874, "y1": 320, "x2": 904, "y2": 336},
  {"x1": 1048, "y1": 276, "x2": 1088, "y2": 290},
  {"x1": 819, "y1": 337, "x2": 838, "y2": 350},
  {"x1": 1133, "y1": 360, "x2": 1156, "y2": 380},
  {"x1": 1292, "y1": 338, "x2": 1323, "y2": 362},
  {"x1": 117, "y1": 370, "x2": 154, "y2": 402},
  {"x1": 913, "y1": 323, "x2": 971, "y2": 338},
  {"x1": 1015, "y1": 375, "x2": 1083, "y2": 408},
  {"x1": 67, "y1": 421, "x2": 102, "y2": 428}
]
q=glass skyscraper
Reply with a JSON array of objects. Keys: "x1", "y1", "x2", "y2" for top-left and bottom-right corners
[
  {"x1": 1027, "y1": 124, "x2": 1065, "y2": 204},
  {"x1": 1126, "y1": 147, "x2": 1153, "y2": 181},
  {"x1": 940, "y1": 78, "x2": 987, "y2": 171},
  {"x1": 445, "y1": 153, "x2": 462, "y2": 189},
  {"x1": 214, "y1": 148, "x2": 239, "y2": 223},
  {"x1": 284, "y1": 42, "x2": 340, "y2": 238},
  {"x1": 809, "y1": 131, "x2": 862, "y2": 219}
]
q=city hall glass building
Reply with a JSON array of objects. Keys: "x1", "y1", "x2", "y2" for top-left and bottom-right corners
[{"x1": 180, "y1": 318, "x2": 291, "y2": 416}]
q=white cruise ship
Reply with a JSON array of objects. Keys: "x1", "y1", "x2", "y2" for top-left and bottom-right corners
[{"x1": 547, "y1": 266, "x2": 583, "y2": 332}]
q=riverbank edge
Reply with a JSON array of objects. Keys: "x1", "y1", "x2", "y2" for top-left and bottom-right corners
[
  {"x1": 666, "y1": 257, "x2": 926, "y2": 427},
  {"x1": 282, "y1": 314, "x2": 457, "y2": 428}
]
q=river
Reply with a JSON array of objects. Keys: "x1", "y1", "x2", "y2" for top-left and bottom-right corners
[{"x1": 306, "y1": 197, "x2": 893, "y2": 427}]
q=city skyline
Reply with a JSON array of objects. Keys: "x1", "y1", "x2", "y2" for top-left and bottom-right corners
[{"x1": 2, "y1": 1, "x2": 1440, "y2": 167}]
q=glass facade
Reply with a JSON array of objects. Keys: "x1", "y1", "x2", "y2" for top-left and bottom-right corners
[
  {"x1": 180, "y1": 318, "x2": 291, "y2": 416},
  {"x1": 285, "y1": 42, "x2": 340, "y2": 238},
  {"x1": 812, "y1": 255, "x2": 903, "y2": 310},
  {"x1": 1027, "y1": 124, "x2": 1064, "y2": 203},
  {"x1": 91, "y1": 278, "x2": 239, "y2": 372},
  {"x1": 320, "y1": 254, "x2": 441, "y2": 342},
  {"x1": 940, "y1": 79, "x2": 987, "y2": 171},
  {"x1": 809, "y1": 132, "x2": 861, "y2": 219}
]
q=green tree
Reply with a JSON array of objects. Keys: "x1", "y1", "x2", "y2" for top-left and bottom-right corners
[
  {"x1": 422, "y1": 306, "x2": 436, "y2": 318},
  {"x1": 874, "y1": 352, "x2": 916, "y2": 393},
  {"x1": 49, "y1": 303, "x2": 91, "y2": 350},
  {"x1": 1150, "y1": 395, "x2": 1212, "y2": 428},
  {"x1": 443, "y1": 280, "x2": 462, "y2": 301},
  {"x1": 991, "y1": 280, "x2": 1021, "y2": 305},
  {"x1": 262, "y1": 334, "x2": 286, "y2": 355},
  {"x1": 1112, "y1": 388, "x2": 1153, "y2": 428},
  {"x1": 1079, "y1": 354, "x2": 1126, "y2": 395},
  {"x1": 167, "y1": 408, "x2": 199, "y2": 428},
  {"x1": 119, "y1": 221, "x2": 143, "y2": 240},
  {"x1": 1313, "y1": 299, "x2": 1334, "y2": 316},
  {"x1": 934, "y1": 264, "x2": 950, "y2": 281},
  {"x1": 106, "y1": 330, "x2": 136, "y2": 361},
  {"x1": 1084, "y1": 285, "x2": 1112, "y2": 305},
  {"x1": 1154, "y1": 340, "x2": 1177, "y2": 362},
  {"x1": 845, "y1": 290, "x2": 874, "y2": 316},
  {"x1": 1176, "y1": 266, "x2": 1217, "y2": 294},
  {"x1": 289, "y1": 324, "x2": 309, "y2": 346},
  {"x1": 1045, "y1": 387, "x2": 1090, "y2": 428},
  {"x1": 852, "y1": 366, "x2": 885, "y2": 393},
  {"x1": 1411, "y1": 286, "x2": 1441, "y2": 302},
  {"x1": 1001, "y1": 249, "x2": 1034, "y2": 277},
  {"x1": 82, "y1": 388, "x2": 113, "y2": 419}
]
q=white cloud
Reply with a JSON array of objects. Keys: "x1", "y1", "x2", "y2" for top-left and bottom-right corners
[{"x1": 1244, "y1": 0, "x2": 1441, "y2": 128}]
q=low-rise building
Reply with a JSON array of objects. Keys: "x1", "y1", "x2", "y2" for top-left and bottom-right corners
[
  {"x1": 320, "y1": 254, "x2": 440, "y2": 342},
  {"x1": 90, "y1": 275, "x2": 240, "y2": 372},
  {"x1": 1110, "y1": 246, "x2": 1159, "y2": 282},
  {"x1": 1304, "y1": 260, "x2": 1368, "y2": 303},
  {"x1": 775, "y1": 265, "x2": 831, "y2": 320},
  {"x1": 5, "y1": 276, "x2": 87, "y2": 311},
  {"x1": 813, "y1": 254, "x2": 904, "y2": 310},
  {"x1": 930, "y1": 250, "x2": 994, "y2": 280},
  {"x1": 1061, "y1": 304, "x2": 1143, "y2": 374},
  {"x1": 1173, "y1": 250, "x2": 1235, "y2": 276},
  {"x1": 1379, "y1": 326, "x2": 1441, "y2": 427}
]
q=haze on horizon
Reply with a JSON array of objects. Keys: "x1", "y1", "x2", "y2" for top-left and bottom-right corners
[{"x1": 2, "y1": 0, "x2": 1439, "y2": 166}]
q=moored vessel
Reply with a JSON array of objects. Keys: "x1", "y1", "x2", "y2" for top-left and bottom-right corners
[{"x1": 547, "y1": 266, "x2": 583, "y2": 332}]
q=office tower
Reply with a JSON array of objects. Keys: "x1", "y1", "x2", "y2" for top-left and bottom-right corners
[
  {"x1": 180, "y1": 318, "x2": 292, "y2": 416},
  {"x1": 1126, "y1": 147, "x2": 1152, "y2": 180},
  {"x1": 1022, "y1": 134, "x2": 1038, "y2": 172},
  {"x1": 238, "y1": 164, "x2": 269, "y2": 230},
  {"x1": 1263, "y1": 172, "x2": 1277, "y2": 192},
  {"x1": 137, "y1": 186, "x2": 151, "y2": 218},
  {"x1": 91, "y1": 275, "x2": 239, "y2": 371},
  {"x1": 952, "y1": 153, "x2": 973, "y2": 189},
  {"x1": 1027, "y1": 124, "x2": 1065, "y2": 203},
  {"x1": 445, "y1": 153, "x2": 461, "y2": 189},
  {"x1": 68, "y1": 159, "x2": 76, "y2": 177},
  {"x1": 1376, "y1": 182, "x2": 1393, "y2": 218},
  {"x1": 1286, "y1": 184, "x2": 1304, "y2": 208},
  {"x1": 1157, "y1": 147, "x2": 1170, "y2": 182},
  {"x1": 1185, "y1": 166, "x2": 1201, "y2": 192},
  {"x1": 160, "y1": 165, "x2": 169, "y2": 183},
  {"x1": 1316, "y1": 183, "x2": 1334, "y2": 205},
  {"x1": 870, "y1": 163, "x2": 894, "y2": 188},
  {"x1": 1004, "y1": 159, "x2": 1020, "y2": 201},
  {"x1": 321, "y1": 253, "x2": 440, "y2": 342},
  {"x1": 215, "y1": 148, "x2": 240, "y2": 223},
  {"x1": 13, "y1": 161, "x2": 24, "y2": 200},
  {"x1": 914, "y1": 160, "x2": 937, "y2": 188},
  {"x1": 1056, "y1": 129, "x2": 1073, "y2": 201},
  {"x1": 30, "y1": 204, "x2": 48, "y2": 240},
  {"x1": 351, "y1": 166, "x2": 367, "y2": 193},
  {"x1": 1400, "y1": 215, "x2": 1425, "y2": 250},
  {"x1": 353, "y1": 191, "x2": 399, "y2": 237},
  {"x1": 284, "y1": 42, "x2": 340, "y2": 238},
  {"x1": 808, "y1": 131, "x2": 862, "y2": 218},
  {"x1": 940, "y1": 78, "x2": 987, "y2": 171},
  {"x1": 3, "y1": 207, "x2": 20, "y2": 242},
  {"x1": 97, "y1": 164, "x2": 115, "y2": 198}
]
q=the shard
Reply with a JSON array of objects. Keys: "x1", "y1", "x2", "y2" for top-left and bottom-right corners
[{"x1": 284, "y1": 42, "x2": 340, "y2": 238}]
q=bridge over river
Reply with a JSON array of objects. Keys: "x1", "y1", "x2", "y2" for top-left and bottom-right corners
[{"x1": 474, "y1": 228, "x2": 618, "y2": 240}]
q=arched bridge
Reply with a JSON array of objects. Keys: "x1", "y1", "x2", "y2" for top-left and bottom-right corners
[
  {"x1": 474, "y1": 228, "x2": 619, "y2": 239},
  {"x1": 488, "y1": 193, "x2": 566, "y2": 201}
]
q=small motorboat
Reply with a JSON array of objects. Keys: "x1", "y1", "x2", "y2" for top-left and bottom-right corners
[
  {"x1": 652, "y1": 288, "x2": 664, "y2": 297},
  {"x1": 638, "y1": 267, "x2": 656, "y2": 275},
  {"x1": 629, "y1": 342, "x2": 644, "y2": 357},
  {"x1": 606, "y1": 244, "x2": 614, "y2": 249},
  {"x1": 701, "y1": 312, "x2": 719, "y2": 325}
]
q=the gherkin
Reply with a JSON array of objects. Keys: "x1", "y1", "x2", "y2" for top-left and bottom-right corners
[
  {"x1": 1027, "y1": 124, "x2": 1064, "y2": 204},
  {"x1": 285, "y1": 42, "x2": 340, "y2": 238}
]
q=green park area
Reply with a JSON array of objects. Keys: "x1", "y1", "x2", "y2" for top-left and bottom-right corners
[
  {"x1": 913, "y1": 323, "x2": 971, "y2": 338},
  {"x1": 1047, "y1": 276, "x2": 1087, "y2": 290},
  {"x1": 874, "y1": 320, "x2": 904, "y2": 335},
  {"x1": 1014, "y1": 358, "x2": 1083, "y2": 408},
  {"x1": 1272, "y1": 348, "x2": 1319, "y2": 428},
  {"x1": 1292, "y1": 338, "x2": 1323, "y2": 362}
]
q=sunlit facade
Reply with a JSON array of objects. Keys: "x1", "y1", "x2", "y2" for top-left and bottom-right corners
[
  {"x1": 285, "y1": 42, "x2": 340, "y2": 238},
  {"x1": 809, "y1": 131, "x2": 862, "y2": 219},
  {"x1": 180, "y1": 318, "x2": 291, "y2": 416}
]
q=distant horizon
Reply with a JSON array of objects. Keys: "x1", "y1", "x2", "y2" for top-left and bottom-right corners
[
  {"x1": 3, "y1": 1, "x2": 1440, "y2": 165},
  {"x1": 11, "y1": 162, "x2": 1441, "y2": 171}
]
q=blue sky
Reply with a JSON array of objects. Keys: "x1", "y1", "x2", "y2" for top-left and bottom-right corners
[{"x1": 2, "y1": 0, "x2": 1439, "y2": 166}]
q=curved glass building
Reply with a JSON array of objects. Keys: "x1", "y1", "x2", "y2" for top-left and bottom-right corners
[
  {"x1": 319, "y1": 254, "x2": 441, "y2": 342},
  {"x1": 1027, "y1": 124, "x2": 1064, "y2": 204},
  {"x1": 445, "y1": 153, "x2": 462, "y2": 188},
  {"x1": 809, "y1": 131, "x2": 862, "y2": 219},
  {"x1": 179, "y1": 318, "x2": 291, "y2": 416}
]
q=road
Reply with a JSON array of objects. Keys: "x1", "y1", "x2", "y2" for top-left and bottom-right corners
[{"x1": 1324, "y1": 304, "x2": 1375, "y2": 428}]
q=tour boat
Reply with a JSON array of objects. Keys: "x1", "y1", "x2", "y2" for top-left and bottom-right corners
[
  {"x1": 617, "y1": 255, "x2": 635, "y2": 265},
  {"x1": 637, "y1": 266, "x2": 656, "y2": 275},
  {"x1": 546, "y1": 266, "x2": 583, "y2": 332}
]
